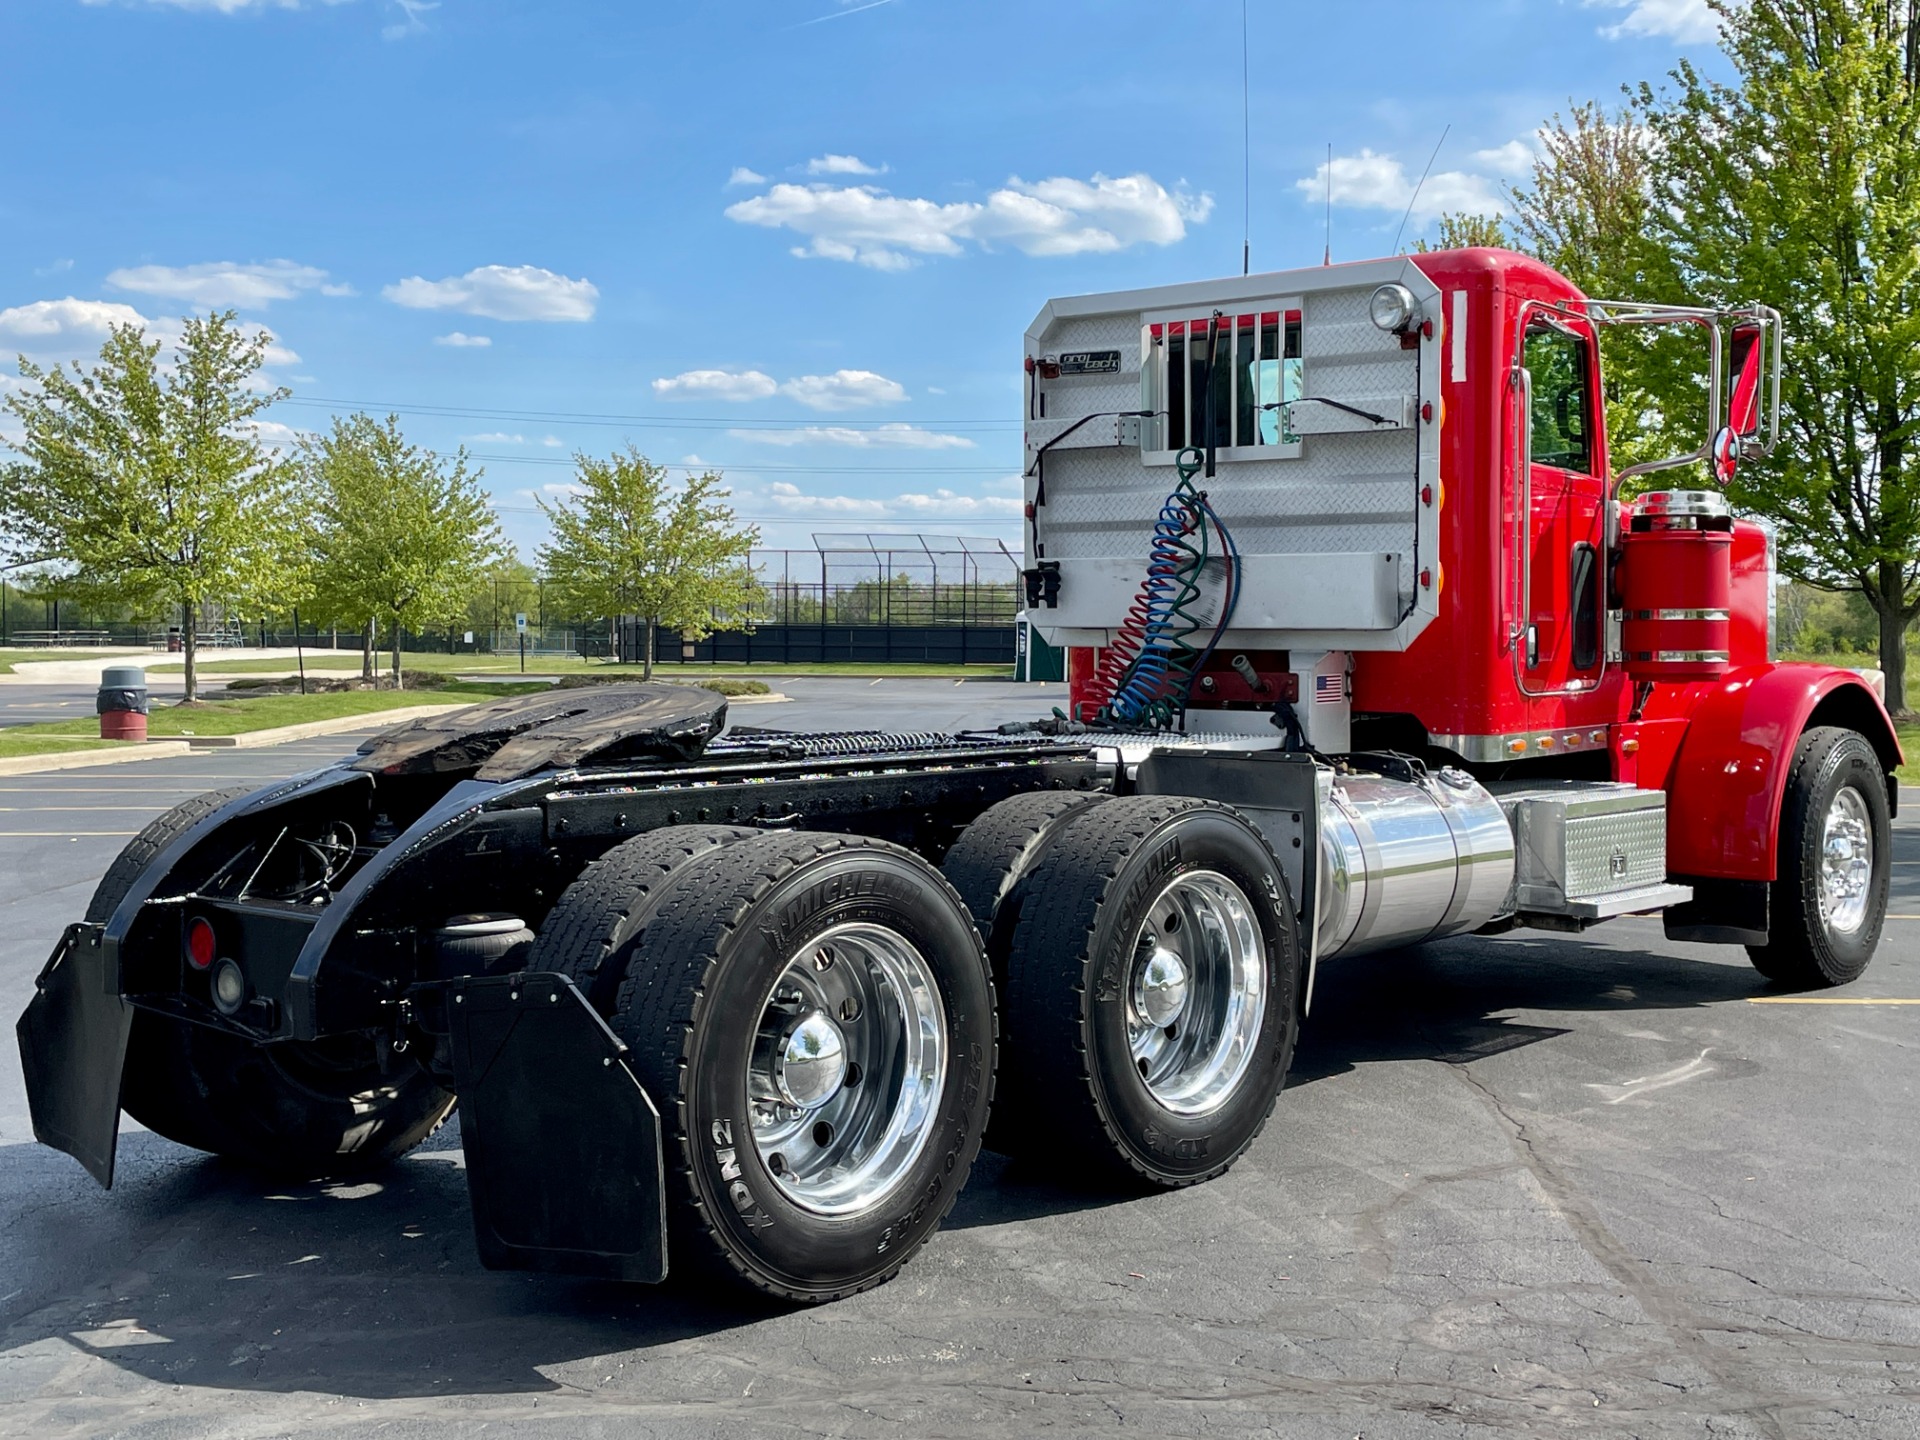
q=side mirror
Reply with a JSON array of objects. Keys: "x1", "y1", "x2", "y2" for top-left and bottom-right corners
[{"x1": 1713, "y1": 322, "x2": 1766, "y2": 482}]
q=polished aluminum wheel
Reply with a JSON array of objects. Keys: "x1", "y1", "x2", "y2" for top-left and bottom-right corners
[
  {"x1": 1818, "y1": 785, "x2": 1874, "y2": 936},
  {"x1": 1125, "y1": 870, "x2": 1265, "y2": 1116},
  {"x1": 747, "y1": 922, "x2": 947, "y2": 1216}
]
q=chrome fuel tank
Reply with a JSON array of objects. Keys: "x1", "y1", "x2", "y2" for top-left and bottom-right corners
[{"x1": 1317, "y1": 766, "x2": 1515, "y2": 959}]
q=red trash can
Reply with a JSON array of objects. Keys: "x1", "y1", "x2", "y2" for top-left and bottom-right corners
[{"x1": 97, "y1": 665, "x2": 150, "y2": 742}]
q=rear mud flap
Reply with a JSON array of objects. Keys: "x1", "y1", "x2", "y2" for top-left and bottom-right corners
[
  {"x1": 16, "y1": 924, "x2": 129, "y2": 1188},
  {"x1": 446, "y1": 972, "x2": 668, "y2": 1283}
]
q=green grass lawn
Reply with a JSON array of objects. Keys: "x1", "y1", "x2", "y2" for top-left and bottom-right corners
[
  {"x1": 0, "y1": 733, "x2": 131, "y2": 760},
  {"x1": 0, "y1": 648, "x2": 143, "y2": 675},
  {"x1": 6, "y1": 681, "x2": 539, "y2": 742},
  {"x1": 153, "y1": 653, "x2": 1015, "y2": 680}
]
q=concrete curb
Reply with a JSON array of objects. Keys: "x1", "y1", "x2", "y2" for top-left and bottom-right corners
[
  {"x1": 0, "y1": 742, "x2": 196, "y2": 777},
  {"x1": 176, "y1": 704, "x2": 466, "y2": 748},
  {"x1": 727, "y1": 693, "x2": 790, "y2": 705}
]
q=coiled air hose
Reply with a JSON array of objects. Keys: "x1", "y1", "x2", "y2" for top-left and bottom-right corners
[{"x1": 1075, "y1": 446, "x2": 1240, "y2": 729}]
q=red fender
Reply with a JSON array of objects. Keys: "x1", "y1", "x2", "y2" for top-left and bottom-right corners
[{"x1": 1661, "y1": 664, "x2": 1902, "y2": 882}]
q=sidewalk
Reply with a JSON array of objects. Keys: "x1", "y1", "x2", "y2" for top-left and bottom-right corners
[{"x1": 0, "y1": 647, "x2": 318, "y2": 685}]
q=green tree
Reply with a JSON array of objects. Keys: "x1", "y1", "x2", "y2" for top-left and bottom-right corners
[
  {"x1": 537, "y1": 449, "x2": 759, "y2": 677},
  {"x1": 1630, "y1": 0, "x2": 1920, "y2": 706},
  {"x1": 1504, "y1": 101, "x2": 1716, "y2": 476},
  {"x1": 301, "y1": 414, "x2": 507, "y2": 689},
  {"x1": 1413, "y1": 212, "x2": 1510, "y2": 251},
  {"x1": 0, "y1": 313, "x2": 300, "y2": 699}
]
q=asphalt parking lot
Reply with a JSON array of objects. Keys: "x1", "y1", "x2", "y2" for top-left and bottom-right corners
[{"x1": 1, "y1": 678, "x2": 1917, "y2": 1438}]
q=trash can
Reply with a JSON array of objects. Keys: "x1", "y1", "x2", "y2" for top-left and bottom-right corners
[
  {"x1": 97, "y1": 665, "x2": 150, "y2": 742},
  {"x1": 166, "y1": 627, "x2": 182, "y2": 653}
]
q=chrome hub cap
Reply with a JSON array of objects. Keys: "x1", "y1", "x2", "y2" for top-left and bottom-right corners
[
  {"x1": 1818, "y1": 785, "x2": 1873, "y2": 936},
  {"x1": 747, "y1": 922, "x2": 947, "y2": 1216},
  {"x1": 1126, "y1": 870, "x2": 1265, "y2": 1116},
  {"x1": 1134, "y1": 947, "x2": 1190, "y2": 1028}
]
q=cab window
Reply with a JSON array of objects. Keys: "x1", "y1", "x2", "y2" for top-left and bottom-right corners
[{"x1": 1524, "y1": 325, "x2": 1594, "y2": 474}]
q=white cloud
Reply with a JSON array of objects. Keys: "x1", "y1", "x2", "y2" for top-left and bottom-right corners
[
  {"x1": 237, "y1": 417, "x2": 308, "y2": 451},
  {"x1": 383, "y1": 0, "x2": 434, "y2": 38},
  {"x1": 434, "y1": 331, "x2": 492, "y2": 347},
  {"x1": 725, "y1": 170, "x2": 1210, "y2": 270},
  {"x1": 758, "y1": 480, "x2": 1019, "y2": 518},
  {"x1": 1295, "y1": 148, "x2": 1505, "y2": 221},
  {"x1": 257, "y1": 329, "x2": 301, "y2": 367},
  {"x1": 33, "y1": 259, "x2": 74, "y2": 277},
  {"x1": 807, "y1": 154, "x2": 885, "y2": 176},
  {"x1": 541, "y1": 435, "x2": 564, "y2": 447},
  {"x1": 652, "y1": 368, "x2": 780, "y2": 402},
  {"x1": 0, "y1": 297, "x2": 295, "y2": 394},
  {"x1": 105, "y1": 259, "x2": 340, "y2": 308},
  {"x1": 81, "y1": 0, "x2": 313, "y2": 10},
  {"x1": 0, "y1": 297, "x2": 148, "y2": 348},
  {"x1": 466, "y1": 432, "x2": 525, "y2": 444},
  {"x1": 1472, "y1": 140, "x2": 1538, "y2": 176},
  {"x1": 728, "y1": 166, "x2": 768, "y2": 187},
  {"x1": 1587, "y1": 0, "x2": 1719, "y2": 42},
  {"x1": 729, "y1": 424, "x2": 974, "y2": 450},
  {"x1": 779, "y1": 369, "x2": 907, "y2": 411},
  {"x1": 382, "y1": 264, "x2": 599, "y2": 322}
]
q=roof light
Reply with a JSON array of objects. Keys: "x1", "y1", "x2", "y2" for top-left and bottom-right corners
[{"x1": 1369, "y1": 283, "x2": 1417, "y2": 334}]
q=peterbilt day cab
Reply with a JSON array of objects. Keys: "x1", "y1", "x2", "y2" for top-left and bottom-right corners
[{"x1": 18, "y1": 249, "x2": 1898, "y2": 1303}]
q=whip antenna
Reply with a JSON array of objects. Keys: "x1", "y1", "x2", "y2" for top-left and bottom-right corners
[
  {"x1": 1241, "y1": 0, "x2": 1250, "y2": 275},
  {"x1": 1394, "y1": 123, "x2": 1450, "y2": 254},
  {"x1": 1323, "y1": 142, "x2": 1332, "y2": 265}
]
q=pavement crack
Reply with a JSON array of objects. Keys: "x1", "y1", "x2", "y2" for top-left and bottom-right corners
[{"x1": 1451, "y1": 1062, "x2": 1791, "y2": 1440}]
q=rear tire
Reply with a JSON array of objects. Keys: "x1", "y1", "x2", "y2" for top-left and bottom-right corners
[
  {"x1": 1000, "y1": 796, "x2": 1300, "y2": 1188},
  {"x1": 528, "y1": 824, "x2": 755, "y2": 1012},
  {"x1": 92, "y1": 788, "x2": 454, "y2": 1177},
  {"x1": 612, "y1": 832, "x2": 994, "y2": 1302},
  {"x1": 942, "y1": 789, "x2": 1108, "y2": 1152},
  {"x1": 1747, "y1": 726, "x2": 1890, "y2": 988}
]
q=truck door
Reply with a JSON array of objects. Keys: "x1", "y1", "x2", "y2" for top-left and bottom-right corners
[{"x1": 1516, "y1": 317, "x2": 1606, "y2": 694}]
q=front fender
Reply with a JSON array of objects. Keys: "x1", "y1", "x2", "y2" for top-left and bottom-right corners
[{"x1": 1662, "y1": 664, "x2": 1902, "y2": 882}]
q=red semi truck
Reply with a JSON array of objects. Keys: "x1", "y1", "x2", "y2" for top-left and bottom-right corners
[{"x1": 17, "y1": 248, "x2": 1898, "y2": 1303}]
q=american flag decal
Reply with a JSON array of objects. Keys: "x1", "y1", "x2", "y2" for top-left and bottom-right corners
[{"x1": 1314, "y1": 672, "x2": 1345, "y2": 705}]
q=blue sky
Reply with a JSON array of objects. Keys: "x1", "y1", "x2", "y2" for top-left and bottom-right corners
[{"x1": 0, "y1": 0, "x2": 1727, "y2": 556}]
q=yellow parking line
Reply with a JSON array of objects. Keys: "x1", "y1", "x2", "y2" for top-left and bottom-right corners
[{"x1": 1748, "y1": 996, "x2": 1920, "y2": 1005}]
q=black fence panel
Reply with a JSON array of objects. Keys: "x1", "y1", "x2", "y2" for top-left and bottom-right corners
[{"x1": 636, "y1": 623, "x2": 1016, "y2": 667}]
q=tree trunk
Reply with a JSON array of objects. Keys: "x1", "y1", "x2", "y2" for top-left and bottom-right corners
[
  {"x1": 181, "y1": 600, "x2": 198, "y2": 703},
  {"x1": 392, "y1": 625, "x2": 403, "y2": 691},
  {"x1": 643, "y1": 617, "x2": 656, "y2": 679},
  {"x1": 361, "y1": 620, "x2": 376, "y2": 681},
  {"x1": 1875, "y1": 563, "x2": 1910, "y2": 714}
]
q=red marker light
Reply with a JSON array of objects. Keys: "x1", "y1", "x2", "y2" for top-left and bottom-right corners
[{"x1": 185, "y1": 917, "x2": 216, "y2": 971}]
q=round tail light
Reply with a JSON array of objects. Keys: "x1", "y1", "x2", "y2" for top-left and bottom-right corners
[{"x1": 185, "y1": 917, "x2": 216, "y2": 971}]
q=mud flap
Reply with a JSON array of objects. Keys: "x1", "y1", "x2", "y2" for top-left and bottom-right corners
[
  {"x1": 446, "y1": 971, "x2": 667, "y2": 1283},
  {"x1": 15, "y1": 924, "x2": 129, "y2": 1189}
]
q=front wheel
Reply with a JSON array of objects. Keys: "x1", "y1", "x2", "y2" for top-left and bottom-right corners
[
  {"x1": 611, "y1": 832, "x2": 995, "y2": 1302},
  {"x1": 1747, "y1": 726, "x2": 1891, "y2": 988}
]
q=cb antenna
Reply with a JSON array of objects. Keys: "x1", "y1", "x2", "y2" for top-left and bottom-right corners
[
  {"x1": 1393, "y1": 123, "x2": 1451, "y2": 255},
  {"x1": 1240, "y1": 0, "x2": 1250, "y2": 275},
  {"x1": 1322, "y1": 142, "x2": 1332, "y2": 265}
]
